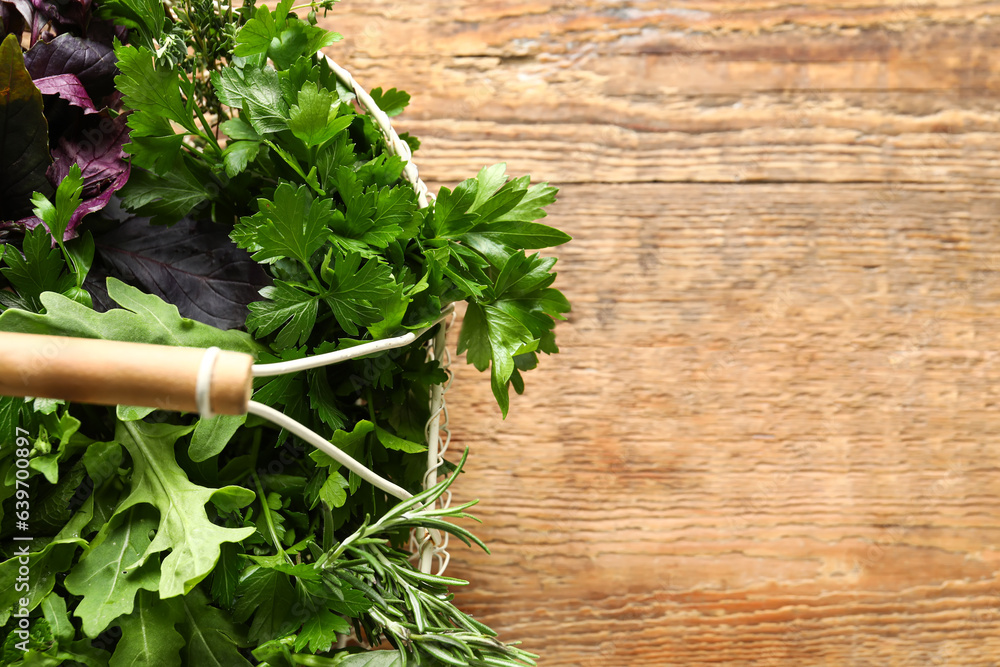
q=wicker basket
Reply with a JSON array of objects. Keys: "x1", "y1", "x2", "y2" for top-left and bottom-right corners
[{"x1": 325, "y1": 54, "x2": 454, "y2": 577}]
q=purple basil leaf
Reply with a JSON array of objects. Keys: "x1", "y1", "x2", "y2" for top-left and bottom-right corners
[
  {"x1": 29, "y1": 0, "x2": 91, "y2": 29},
  {"x1": 6, "y1": 0, "x2": 33, "y2": 27},
  {"x1": 1, "y1": 2, "x2": 25, "y2": 38},
  {"x1": 49, "y1": 112, "x2": 129, "y2": 186},
  {"x1": 25, "y1": 112, "x2": 131, "y2": 238},
  {"x1": 33, "y1": 73, "x2": 98, "y2": 113},
  {"x1": 94, "y1": 214, "x2": 271, "y2": 330},
  {"x1": 6, "y1": 0, "x2": 50, "y2": 44},
  {"x1": 23, "y1": 33, "x2": 117, "y2": 100},
  {"x1": 0, "y1": 34, "x2": 52, "y2": 222}
]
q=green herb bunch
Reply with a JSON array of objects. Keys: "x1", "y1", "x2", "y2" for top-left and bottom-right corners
[{"x1": 0, "y1": 0, "x2": 570, "y2": 664}]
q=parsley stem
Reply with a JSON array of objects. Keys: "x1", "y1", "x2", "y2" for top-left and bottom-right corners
[
  {"x1": 54, "y1": 239, "x2": 79, "y2": 286},
  {"x1": 304, "y1": 263, "x2": 323, "y2": 289},
  {"x1": 262, "y1": 139, "x2": 325, "y2": 195},
  {"x1": 252, "y1": 469, "x2": 292, "y2": 564},
  {"x1": 193, "y1": 103, "x2": 223, "y2": 155},
  {"x1": 182, "y1": 139, "x2": 208, "y2": 160}
]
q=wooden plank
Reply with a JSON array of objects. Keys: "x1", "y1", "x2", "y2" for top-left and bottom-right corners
[
  {"x1": 318, "y1": 10, "x2": 1000, "y2": 184},
  {"x1": 319, "y1": 0, "x2": 1000, "y2": 663},
  {"x1": 442, "y1": 183, "x2": 1000, "y2": 664}
]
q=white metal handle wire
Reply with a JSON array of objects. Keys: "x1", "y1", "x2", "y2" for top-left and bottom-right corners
[
  {"x1": 196, "y1": 346, "x2": 222, "y2": 418},
  {"x1": 242, "y1": 308, "x2": 455, "y2": 503},
  {"x1": 247, "y1": 399, "x2": 411, "y2": 500},
  {"x1": 251, "y1": 305, "x2": 454, "y2": 377}
]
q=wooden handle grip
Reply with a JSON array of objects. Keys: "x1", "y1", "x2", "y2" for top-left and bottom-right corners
[{"x1": 0, "y1": 332, "x2": 254, "y2": 416}]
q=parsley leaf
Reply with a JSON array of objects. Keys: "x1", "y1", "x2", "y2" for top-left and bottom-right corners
[
  {"x1": 234, "y1": 1, "x2": 340, "y2": 70},
  {"x1": 293, "y1": 608, "x2": 350, "y2": 653},
  {"x1": 213, "y1": 66, "x2": 289, "y2": 134},
  {"x1": 223, "y1": 140, "x2": 261, "y2": 177},
  {"x1": 320, "y1": 251, "x2": 395, "y2": 336},
  {"x1": 100, "y1": 0, "x2": 165, "y2": 48},
  {"x1": 369, "y1": 87, "x2": 410, "y2": 117},
  {"x1": 115, "y1": 44, "x2": 197, "y2": 134},
  {"x1": 30, "y1": 163, "x2": 85, "y2": 244},
  {"x1": 233, "y1": 567, "x2": 295, "y2": 643},
  {"x1": 118, "y1": 166, "x2": 211, "y2": 225},
  {"x1": 328, "y1": 168, "x2": 412, "y2": 252},
  {"x1": 458, "y1": 302, "x2": 537, "y2": 417},
  {"x1": 235, "y1": 183, "x2": 332, "y2": 265},
  {"x1": 247, "y1": 280, "x2": 320, "y2": 349},
  {"x1": 289, "y1": 82, "x2": 353, "y2": 148},
  {"x1": 233, "y1": 4, "x2": 282, "y2": 59},
  {"x1": 0, "y1": 226, "x2": 74, "y2": 311}
]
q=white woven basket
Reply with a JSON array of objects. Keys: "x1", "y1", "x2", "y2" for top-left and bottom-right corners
[{"x1": 326, "y1": 55, "x2": 454, "y2": 577}]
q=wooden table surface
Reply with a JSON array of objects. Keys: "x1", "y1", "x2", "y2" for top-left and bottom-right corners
[{"x1": 324, "y1": 2, "x2": 1000, "y2": 664}]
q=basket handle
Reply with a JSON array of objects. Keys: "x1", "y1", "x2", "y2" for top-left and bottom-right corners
[
  {"x1": 324, "y1": 55, "x2": 432, "y2": 209},
  {"x1": 0, "y1": 332, "x2": 253, "y2": 416}
]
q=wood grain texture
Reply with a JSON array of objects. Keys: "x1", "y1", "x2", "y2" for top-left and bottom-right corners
[{"x1": 322, "y1": 2, "x2": 1000, "y2": 664}]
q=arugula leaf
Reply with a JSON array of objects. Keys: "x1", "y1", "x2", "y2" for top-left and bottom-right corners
[
  {"x1": 177, "y1": 588, "x2": 253, "y2": 666},
  {"x1": 190, "y1": 415, "x2": 247, "y2": 462},
  {"x1": 0, "y1": 277, "x2": 258, "y2": 353},
  {"x1": 110, "y1": 589, "x2": 184, "y2": 667},
  {"x1": 0, "y1": 499, "x2": 91, "y2": 625},
  {"x1": 65, "y1": 506, "x2": 161, "y2": 636},
  {"x1": 40, "y1": 594, "x2": 73, "y2": 642},
  {"x1": 114, "y1": 421, "x2": 256, "y2": 598}
]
